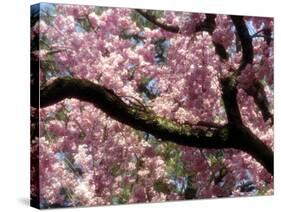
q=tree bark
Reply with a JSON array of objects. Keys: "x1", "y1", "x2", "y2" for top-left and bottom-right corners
[
  {"x1": 33, "y1": 77, "x2": 273, "y2": 175},
  {"x1": 35, "y1": 77, "x2": 230, "y2": 149}
]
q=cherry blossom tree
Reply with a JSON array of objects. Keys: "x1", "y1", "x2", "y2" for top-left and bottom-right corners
[{"x1": 31, "y1": 3, "x2": 273, "y2": 208}]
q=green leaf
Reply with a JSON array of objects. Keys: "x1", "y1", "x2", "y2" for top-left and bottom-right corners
[
  {"x1": 111, "y1": 185, "x2": 131, "y2": 204},
  {"x1": 55, "y1": 109, "x2": 68, "y2": 121},
  {"x1": 132, "y1": 11, "x2": 156, "y2": 30},
  {"x1": 111, "y1": 196, "x2": 121, "y2": 205},
  {"x1": 153, "y1": 180, "x2": 171, "y2": 194},
  {"x1": 150, "y1": 10, "x2": 164, "y2": 19},
  {"x1": 94, "y1": 6, "x2": 108, "y2": 16},
  {"x1": 45, "y1": 131, "x2": 55, "y2": 143},
  {"x1": 119, "y1": 185, "x2": 131, "y2": 203},
  {"x1": 77, "y1": 17, "x2": 91, "y2": 31}
]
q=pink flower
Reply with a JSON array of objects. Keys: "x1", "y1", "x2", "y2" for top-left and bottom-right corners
[
  {"x1": 88, "y1": 12, "x2": 99, "y2": 28},
  {"x1": 131, "y1": 184, "x2": 146, "y2": 202}
]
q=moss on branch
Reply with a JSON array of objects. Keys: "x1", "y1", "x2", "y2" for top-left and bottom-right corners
[
  {"x1": 34, "y1": 77, "x2": 273, "y2": 175},
  {"x1": 37, "y1": 77, "x2": 230, "y2": 150}
]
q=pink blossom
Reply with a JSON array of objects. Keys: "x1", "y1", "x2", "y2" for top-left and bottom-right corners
[{"x1": 34, "y1": 3, "x2": 274, "y2": 207}]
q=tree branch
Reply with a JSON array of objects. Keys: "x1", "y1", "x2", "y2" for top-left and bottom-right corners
[
  {"x1": 135, "y1": 9, "x2": 180, "y2": 33},
  {"x1": 220, "y1": 76, "x2": 273, "y2": 175},
  {"x1": 132, "y1": 11, "x2": 273, "y2": 174},
  {"x1": 195, "y1": 14, "x2": 216, "y2": 33},
  {"x1": 230, "y1": 15, "x2": 253, "y2": 72},
  {"x1": 245, "y1": 81, "x2": 273, "y2": 124},
  {"x1": 221, "y1": 76, "x2": 244, "y2": 126},
  {"x1": 35, "y1": 77, "x2": 230, "y2": 150},
  {"x1": 34, "y1": 77, "x2": 273, "y2": 175},
  {"x1": 135, "y1": 10, "x2": 228, "y2": 60},
  {"x1": 234, "y1": 122, "x2": 274, "y2": 175},
  {"x1": 196, "y1": 14, "x2": 228, "y2": 60},
  {"x1": 230, "y1": 16, "x2": 273, "y2": 124}
]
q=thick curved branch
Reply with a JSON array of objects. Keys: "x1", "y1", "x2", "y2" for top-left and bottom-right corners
[
  {"x1": 132, "y1": 11, "x2": 273, "y2": 174},
  {"x1": 34, "y1": 77, "x2": 273, "y2": 175},
  {"x1": 35, "y1": 77, "x2": 231, "y2": 150},
  {"x1": 230, "y1": 16, "x2": 273, "y2": 124},
  {"x1": 221, "y1": 76, "x2": 273, "y2": 175},
  {"x1": 234, "y1": 123, "x2": 274, "y2": 175}
]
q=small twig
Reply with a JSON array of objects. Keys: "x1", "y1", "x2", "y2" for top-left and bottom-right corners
[{"x1": 135, "y1": 9, "x2": 180, "y2": 33}]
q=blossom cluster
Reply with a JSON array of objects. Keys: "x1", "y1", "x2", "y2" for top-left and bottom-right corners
[{"x1": 31, "y1": 3, "x2": 274, "y2": 207}]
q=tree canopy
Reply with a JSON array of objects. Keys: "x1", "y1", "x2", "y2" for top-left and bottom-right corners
[{"x1": 31, "y1": 3, "x2": 273, "y2": 208}]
